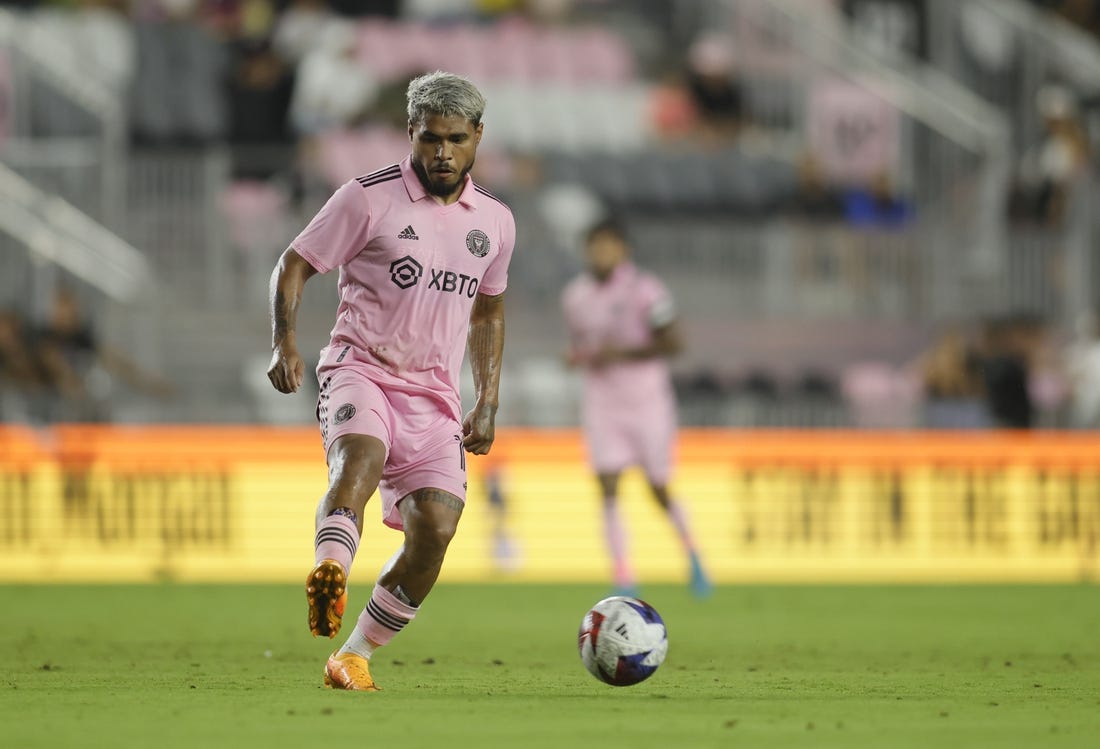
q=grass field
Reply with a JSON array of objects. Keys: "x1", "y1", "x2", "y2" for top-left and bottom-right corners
[{"x1": 2, "y1": 583, "x2": 1099, "y2": 748}]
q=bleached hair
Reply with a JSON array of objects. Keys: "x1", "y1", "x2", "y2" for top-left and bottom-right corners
[{"x1": 406, "y1": 71, "x2": 486, "y2": 126}]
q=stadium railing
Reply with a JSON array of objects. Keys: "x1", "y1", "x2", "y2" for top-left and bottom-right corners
[{"x1": 924, "y1": 0, "x2": 1100, "y2": 328}]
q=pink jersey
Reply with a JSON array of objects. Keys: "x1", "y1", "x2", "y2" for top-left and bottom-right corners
[
  {"x1": 292, "y1": 157, "x2": 515, "y2": 419},
  {"x1": 561, "y1": 261, "x2": 677, "y2": 413}
]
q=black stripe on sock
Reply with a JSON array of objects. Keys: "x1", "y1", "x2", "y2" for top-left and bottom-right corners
[
  {"x1": 315, "y1": 525, "x2": 357, "y2": 545},
  {"x1": 315, "y1": 528, "x2": 358, "y2": 553},
  {"x1": 366, "y1": 599, "x2": 408, "y2": 632}
]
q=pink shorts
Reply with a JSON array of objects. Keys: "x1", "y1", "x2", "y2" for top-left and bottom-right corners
[
  {"x1": 317, "y1": 366, "x2": 467, "y2": 530},
  {"x1": 582, "y1": 394, "x2": 676, "y2": 485}
]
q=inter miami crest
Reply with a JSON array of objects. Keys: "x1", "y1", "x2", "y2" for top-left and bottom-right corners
[
  {"x1": 466, "y1": 229, "x2": 490, "y2": 258},
  {"x1": 334, "y1": 403, "x2": 356, "y2": 425}
]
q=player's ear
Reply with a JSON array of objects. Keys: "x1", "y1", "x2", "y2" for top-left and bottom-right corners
[
  {"x1": 474, "y1": 122, "x2": 484, "y2": 145},
  {"x1": 408, "y1": 121, "x2": 415, "y2": 142}
]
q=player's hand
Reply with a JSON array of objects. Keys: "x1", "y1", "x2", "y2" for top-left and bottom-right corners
[
  {"x1": 462, "y1": 402, "x2": 497, "y2": 455},
  {"x1": 589, "y1": 346, "x2": 623, "y2": 369},
  {"x1": 268, "y1": 342, "x2": 305, "y2": 393}
]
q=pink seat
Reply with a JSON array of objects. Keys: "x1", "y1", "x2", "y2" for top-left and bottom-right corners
[
  {"x1": 525, "y1": 29, "x2": 571, "y2": 81},
  {"x1": 222, "y1": 181, "x2": 288, "y2": 254},
  {"x1": 571, "y1": 28, "x2": 635, "y2": 83},
  {"x1": 316, "y1": 126, "x2": 410, "y2": 188},
  {"x1": 351, "y1": 18, "x2": 639, "y2": 85},
  {"x1": 842, "y1": 362, "x2": 920, "y2": 429}
]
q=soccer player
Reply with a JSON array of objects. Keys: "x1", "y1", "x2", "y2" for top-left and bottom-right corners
[
  {"x1": 267, "y1": 71, "x2": 514, "y2": 691},
  {"x1": 561, "y1": 220, "x2": 711, "y2": 598}
]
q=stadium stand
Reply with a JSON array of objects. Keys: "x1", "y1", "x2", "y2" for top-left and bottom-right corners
[{"x1": 0, "y1": 0, "x2": 1097, "y2": 429}]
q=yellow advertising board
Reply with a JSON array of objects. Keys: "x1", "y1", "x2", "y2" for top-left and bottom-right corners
[{"x1": 1, "y1": 426, "x2": 1098, "y2": 583}]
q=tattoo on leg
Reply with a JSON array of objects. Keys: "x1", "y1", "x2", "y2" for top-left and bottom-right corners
[
  {"x1": 413, "y1": 488, "x2": 465, "y2": 513},
  {"x1": 328, "y1": 506, "x2": 359, "y2": 524}
]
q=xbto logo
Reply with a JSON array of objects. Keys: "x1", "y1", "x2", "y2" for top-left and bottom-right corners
[
  {"x1": 428, "y1": 269, "x2": 479, "y2": 297},
  {"x1": 389, "y1": 255, "x2": 480, "y2": 297}
]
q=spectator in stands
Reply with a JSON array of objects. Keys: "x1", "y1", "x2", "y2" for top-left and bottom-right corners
[
  {"x1": 1011, "y1": 84, "x2": 1091, "y2": 227},
  {"x1": 1065, "y1": 308, "x2": 1100, "y2": 428},
  {"x1": 843, "y1": 169, "x2": 913, "y2": 230},
  {"x1": 34, "y1": 286, "x2": 174, "y2": 422},
  {"x1": 0, "y1": 309, "x2": 38, "y2": 385},
  {"x1": 130, "y1": 0, "x2": 232, "y2": 144},
  {"x1": 789, "y1": 153, "x2": 846, "y2": 293},
  {"x1": 1029, "y1": 84, "x2": 1091, "y2": 225},
  {"x1": 401, "y1": 0, "x2": 481, "y2": 21},
  {"x1": 842, "y1": 0, "x2": 928, "y2": 59},
  {"x1": 650, "y1": 71, "x2": 702, "y2": 142},
  {"x1": 979, "y1": 313, "x2": 1050, "y2": 429},
  {"x1": 475, "y1": 0, "x2": 525, "y2": 17},
  {"x1": 0, "y1": 308, "x2": 45, "y2": 422},
  {"x1": 684, "y1": 33, "x2": 744, "y2": 144},
  {"x1": 1045, "y1": 0, "x2": 1100, "y2": 38},
  {"x1": 917, "y1": 325, "x2": 991, "y2": 429},
  {"x1": 272, "y1": 0, "x2": 339, "y2": 65},
  {"x1": 289, "y1": 20, "x2": 379, "y2": 135},
  {"x1": 791, "y1": 153, "x2": 845, "y2": 219},
  {"x1": 228, "y1": 37, "x2": 296, "y2": 154}
]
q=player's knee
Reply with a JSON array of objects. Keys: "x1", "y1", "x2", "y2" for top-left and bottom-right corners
[
  {"x1": 327, "y1": 435, "x2": 385, "y2": 491},
  {"x1": 407, "y1": 523, "x2": 456, "y2": 567},
  {"x1": 418, "y1": 508, "x2": 460, "y2": 550},
  {"x1": 428, "y1": 512, "x2": 460, "y2": 547}
]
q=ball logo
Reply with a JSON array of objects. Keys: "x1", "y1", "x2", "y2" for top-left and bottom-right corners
[
  {"x1": 333, "y1": 403, "x2": 356, "y2": 425},
  {"x1": 466, "y1": 229, "x2": 490, "y2": 258},
  {"x1": 389, "y1": 255, "x2": 423, "y2": 289}
]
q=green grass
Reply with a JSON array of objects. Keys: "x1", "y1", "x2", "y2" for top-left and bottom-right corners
[{"x1": 2, "y1": 584, "x2": 1099, "y2": 748}]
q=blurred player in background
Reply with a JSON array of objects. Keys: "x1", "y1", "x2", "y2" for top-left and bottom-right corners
[
  {"x1": 267, "y1": 71, "x2": 515, "y2": 691},
  {"x1": 480, "y1": 451, "x2": 520, "y2": 572},
  {"x1": 562, "y1": 219, "x2": 711, "y2": 598}
]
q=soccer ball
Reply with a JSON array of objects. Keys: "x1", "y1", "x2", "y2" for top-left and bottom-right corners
[{"x1": 577, "y1": 596, "x2": 668, "y2": 686}]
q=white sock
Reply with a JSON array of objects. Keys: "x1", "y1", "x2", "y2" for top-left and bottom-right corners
[{"x1": 338, "y1": 625, "x2": 378, "y2": 660}]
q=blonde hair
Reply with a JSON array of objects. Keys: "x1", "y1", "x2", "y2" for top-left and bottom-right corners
[{"x1": 406, "y1": 71, "x2": 486, "y2": 126}]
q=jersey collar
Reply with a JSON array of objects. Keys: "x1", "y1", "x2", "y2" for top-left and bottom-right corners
[
  {"x1": 400, "y1": 156, "x2": 478, "y2": 209},
  {"x1": 594, "y1": 260, "x2": 635, "y2": 286}
]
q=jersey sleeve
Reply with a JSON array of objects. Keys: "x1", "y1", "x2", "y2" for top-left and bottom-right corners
[
  {"x1": 290, "y1": 181, "x2": 373, "y2": 274},
  {"x1": 640, "y1": 273, "x2": 677, "y2": 329},
  {"x1": 478, "y1": 209, "x2": 516, "y2": 297}
]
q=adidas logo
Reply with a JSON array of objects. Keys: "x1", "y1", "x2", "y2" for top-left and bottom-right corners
[{"x1": 397, "y1": 225, "x2": 419, "y2": 240}]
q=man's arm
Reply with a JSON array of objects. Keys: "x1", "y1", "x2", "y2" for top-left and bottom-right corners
[
  {"x1": 589, "y1": 321, "x2": 682, "y2": 368},
  {"x1": 267, "y1": 248, "x2": 318, "y2": 393},
  {"x1": 463, "y1": 291, "x2": 505, "y2": 454}
]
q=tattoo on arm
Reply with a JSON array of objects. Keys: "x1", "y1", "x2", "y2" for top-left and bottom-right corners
[
  {"x1": 273, "y1": 289, "x2": 290, "y2": 343},
  {"x1": 468, "y1": 293, "x2": 505, "y2": 407},
  {"x1": 269, "y1": 249, "x2": 316, "y2": 348},
  {"x1": 412, "y1": 488, "x2": 465, "y2": 513}
]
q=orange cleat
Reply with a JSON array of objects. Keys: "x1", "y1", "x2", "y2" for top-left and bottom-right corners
[
  {"x1": 306, "y1": 560, "x2": 347, "y2": 638},
  {"x1": 323, "y1": 651, "x2": 381, "y2": 691}
]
